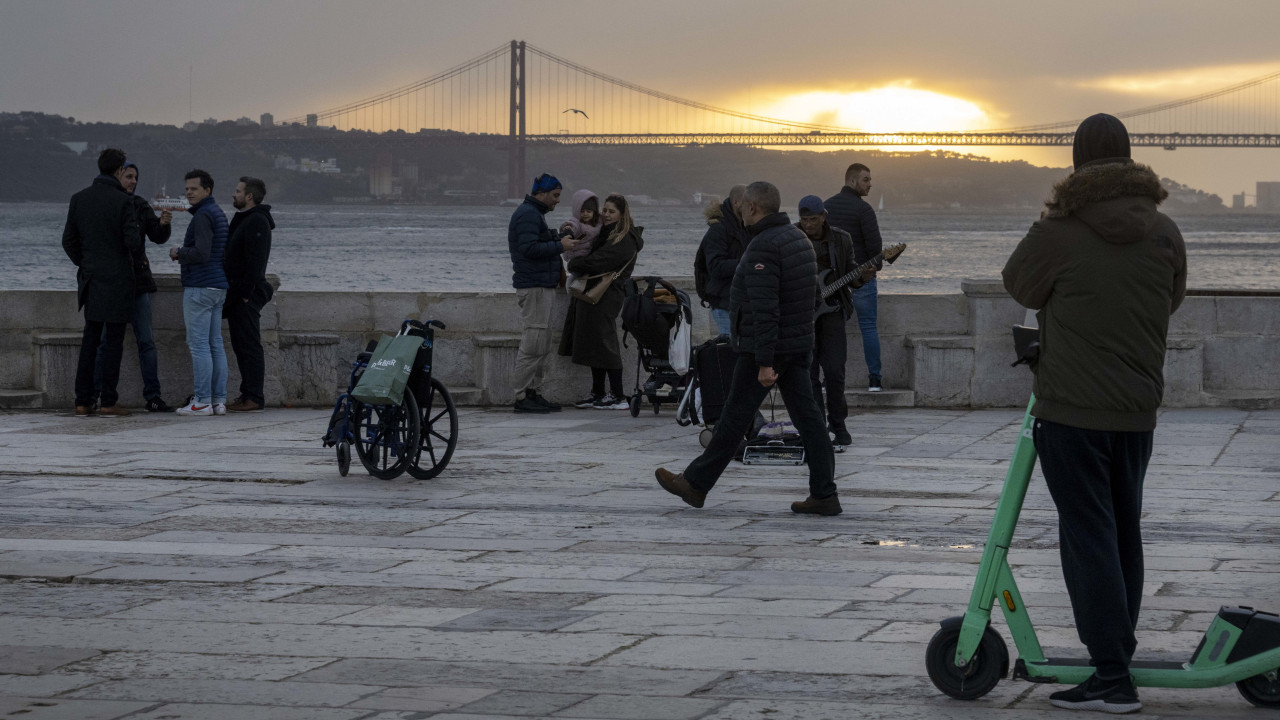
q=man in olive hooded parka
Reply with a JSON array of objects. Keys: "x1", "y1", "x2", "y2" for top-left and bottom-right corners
[{"x1": 1002, "y1": 113, "x2": 1186, "y2": 714}]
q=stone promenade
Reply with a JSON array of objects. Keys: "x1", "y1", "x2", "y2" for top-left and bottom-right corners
[{"x1": 0, "y1": 405, "x2": 1276, "y2": 719}]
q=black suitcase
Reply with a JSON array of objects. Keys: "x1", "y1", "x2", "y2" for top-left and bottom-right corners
[{"x1": 693, "y1": 335, "x2": 737, "y2": 426}]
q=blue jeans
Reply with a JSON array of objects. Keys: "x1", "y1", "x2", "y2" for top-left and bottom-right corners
[
  {"x1": 850, "y1": 278, "x2": 881, "y2": 378},
  {"x1": 183, "y1": 287, "x2": 228, "y2": 405},
  {"x1": 95, "y1": 292, "x2": 160, "y2": 402},
  {"x1": 711, "y1": 308, "x2": 731, "y2": 337}
]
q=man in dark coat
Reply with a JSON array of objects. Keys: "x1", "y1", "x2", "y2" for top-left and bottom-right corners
[
  {"x1": 699, "y1": 184, "x2": 748, "y2": 335},
  {"x1": 224, "y1": 176, "x2": 275, "y2": 413},
  {"x1": 1002, "y1": 113, "x2": 1186, "y2": 714},
  {"x1": 655, "y1": 182, "x2": 839, "y2": 515},
  {"x1": 825, "y1": 163, "x2": 885, "y2": 391},
  {"x1": 61, "y1": 148, "x2": 142, "y2": 417},
  {"x1": 93, "y1": 161, "x2": 176, "y2": 412},
  {"x1": 796, "y1": 195, "x2": 859, "y2": 450},
  {"x1": 507, "y1": 173, "x2": 578, "y2": 414}
]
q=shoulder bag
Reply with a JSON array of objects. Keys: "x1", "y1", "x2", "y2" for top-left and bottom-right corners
[{"x1": 568, "y1": 253, "x2": 636, "y2": 305}]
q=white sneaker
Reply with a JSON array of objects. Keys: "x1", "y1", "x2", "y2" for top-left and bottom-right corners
[
  {"x1": 213, "y1": 403, "x2": 227, "y2": 416},
  {"x1": 592, "y1": 393, "x2": 630, "y2": 410},
  {"x1": 176, "y1": 402, "x2": 213, "y2": 416}
]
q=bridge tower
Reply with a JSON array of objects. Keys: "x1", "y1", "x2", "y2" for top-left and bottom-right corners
[{"x1": 507, "y1": 40, "x2": 526, "y2": 200}]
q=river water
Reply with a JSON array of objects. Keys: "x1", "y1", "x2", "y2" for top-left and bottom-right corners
[{"x1": 4, "y1": 203, "x2": 1278, "y2": 293}]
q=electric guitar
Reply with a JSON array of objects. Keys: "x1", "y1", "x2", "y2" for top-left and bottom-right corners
[{"x1": 815, "y1": 243, "x2": 906, "y2": 318}]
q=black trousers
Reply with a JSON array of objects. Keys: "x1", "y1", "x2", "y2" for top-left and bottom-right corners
[
  {"x1": 684, "y1": 351, "x2": 836, "y2": 499},
  {"x1": 226, "y1": 300, "x2": 265, "y2": 404},
  {"x1": 809, "y1": 311, "x2": 848, "y2": 427},
  {"x1": 76, "y1": 320, "x2": 126, "y2": 407},
  {"x1": 1034, "y1": 418, "x2": 1153, "y2": 680}
]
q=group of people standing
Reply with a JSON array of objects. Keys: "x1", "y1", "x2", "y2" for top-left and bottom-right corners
[{"x1": 61, "y1": 149, "x2": 275, "y2": 418}]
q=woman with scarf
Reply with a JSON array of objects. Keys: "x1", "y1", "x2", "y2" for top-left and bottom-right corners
[{"x1": 559, "y1": 193, "x2": 644, "y2": 409}]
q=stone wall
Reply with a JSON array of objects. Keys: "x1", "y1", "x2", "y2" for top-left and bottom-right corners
[{"x1": 2, "y1": 275, "x2": 1277, "y2": 409}]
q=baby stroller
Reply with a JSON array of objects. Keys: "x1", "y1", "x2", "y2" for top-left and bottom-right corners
[
  {"x1": 620, "y1": 276, "x2": 693, "y2": 418},
  {"x1": 322, "y1": 319, "x2": 460, "y2": 480}
]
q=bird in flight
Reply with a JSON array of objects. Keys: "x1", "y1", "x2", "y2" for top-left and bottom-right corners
[{"x1": 562, "y1": 108, "x2": 590, "y2": 119}]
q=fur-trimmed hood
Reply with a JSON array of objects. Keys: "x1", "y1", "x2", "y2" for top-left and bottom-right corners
[
  {"x1": 704, "y1": 200, "x2": 724, "y2": 225},
  {"x1": 1044, "y1": 159, "x2": 1169, "y2": 244}
]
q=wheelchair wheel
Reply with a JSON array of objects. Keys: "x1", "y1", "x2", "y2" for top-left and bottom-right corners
[
  {"x1": 353, "y1": 390, "x2": 420, "y2": 480},
  {"x1": 406, "y1": 378, "x2": 459, "y2": 480},
  {"x1": 336, "y1": 440, "x2": 351, "y2": 477}
]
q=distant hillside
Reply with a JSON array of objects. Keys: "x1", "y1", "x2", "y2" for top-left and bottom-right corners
[{"x1": 2, "y1": 112, "x2": 1225, "y2": 211}]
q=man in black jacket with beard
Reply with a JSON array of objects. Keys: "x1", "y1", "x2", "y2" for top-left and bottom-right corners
[
  {"x1": 656, "y1": 182, "x2": 839, "y2": 515},
  {"x1": 223, "y1": 177, "x2": 275, "y2": 413}
]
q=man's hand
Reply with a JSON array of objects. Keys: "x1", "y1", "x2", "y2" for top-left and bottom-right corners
[
  {"x1": 758, "y1": 366, "x2": 777, "y2": 388},
  {"x1": 861, "y1": 267, "x2": 877, "y2": 282},
  {"x1": 169, "y1": 247, "x2": 179, "y2": 261},
  {"x1": 560, "y1": 236, "x2": 579, "y2": 252},
  {"x1": 159, "y1": 209, "x2": 172, "y2": 226}
]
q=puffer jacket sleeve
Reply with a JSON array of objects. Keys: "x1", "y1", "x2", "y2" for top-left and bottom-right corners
[
  {"x1": 1002, "y1": 219, "x2": 1062, "y2": 310},
  {"x1": 513, "y1": 206, "x2": 560, "y2": 260},
  {"x1": 745, "y1": 237, "x2": 782, "y2": 367}
]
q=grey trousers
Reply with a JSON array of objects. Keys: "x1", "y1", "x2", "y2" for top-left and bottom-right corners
[{"x1": 512, "y1": 286, "x2": 556, "y2": 399}]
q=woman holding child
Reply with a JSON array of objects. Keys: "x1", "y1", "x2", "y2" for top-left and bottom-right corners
[{"x1": 558, "y1": 192, "x2": 644, "y2": 409}]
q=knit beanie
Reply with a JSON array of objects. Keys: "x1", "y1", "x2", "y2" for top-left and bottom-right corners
[{"x1": 1072, "y1": 113, "x2": 1131, "y2": 170}]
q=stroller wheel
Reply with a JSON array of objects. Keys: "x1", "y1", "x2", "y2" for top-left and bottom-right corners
[
  {"x1": 699, "y1": 428, "x2": 713, "y2": 448},
  {"x1": 653, "y1": 402, "x2": 661, "y2": 415},
  {"x1": 336, "y1": 440, "x2": 351, "y2": 477},
  {"x1": 629, "y1": 394, "x2": 641, "y2": 417}
]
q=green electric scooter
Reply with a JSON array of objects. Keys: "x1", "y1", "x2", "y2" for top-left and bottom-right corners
[{"x1": 924, "y1": 323, "x2": 1280, "y2": 709}]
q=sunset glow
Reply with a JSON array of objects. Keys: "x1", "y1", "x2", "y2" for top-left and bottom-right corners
[
  {"x1": 762, "y1": 85, "x2": 992, "y2": 133},
  {"x1": 1078, "y1": 62, "x2": 1280, "y2": 95}
]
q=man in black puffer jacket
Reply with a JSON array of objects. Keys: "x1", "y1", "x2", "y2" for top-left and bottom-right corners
[{"x1": 656, "y1": 182, "x2": 839, "y2": 515}]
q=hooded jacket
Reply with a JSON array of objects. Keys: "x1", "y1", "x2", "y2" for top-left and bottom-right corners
[
  {"x1": 699, "y1": 198, "x2": 749, "y2": 310},
  {"x1": 729, "y1": 212, "x2": 817, "y2": 367},
  {"x1": 1002, "y1": 160, "x2": 1187, "y2": 432},
  {"x1": 121, "y1": 163, "x2": 172, "y2": 295},
  {"x1": 508, "y1": 194, "x2": 561, "y2": 289},
  {"x1": 61, "y1": 175, "x2": 142, "y2": 323},
  {"x1": 560, "y1": 189, "x2": 601, "y2": 262},
  {"x1": 224, "y1": 203, "x2": 275, "y2": 306}
]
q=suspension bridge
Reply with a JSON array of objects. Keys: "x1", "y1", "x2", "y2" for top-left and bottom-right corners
[{"x1": 267, "y1": 40, "x2": 1280, "y2": 196}]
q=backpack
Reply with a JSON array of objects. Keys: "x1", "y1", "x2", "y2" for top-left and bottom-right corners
[{"x1": 693, "y1": 241, "x2": 711, "y2": 308}]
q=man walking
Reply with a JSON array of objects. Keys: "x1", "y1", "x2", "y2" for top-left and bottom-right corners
[
  {"x1": 62, "y1": 148, "x2": 142, "y2": 417},
  {"x1": 1002, "y1": 114, "x2": 1186, "y2": 714},
  {"x1": 796, "y1": 195, "x2": 860, "y2": 450},
  {"x1": 825, "y1": 163, "x2": 884, "y2": 392},
  {"x1": 698, "y1": 184, "x2": 748, "y2": 336},
  {"x1": 655, "y1": 182, "x2": 839, "y2": 515},
  {"x1": 507, "y1": 173, "x2": 577, "y2": 414},
  {"x1": 93, "y1": 160, "x2": 177, "y2": 413},
  {"x1": 224, "y1": 176, "x2": 275, "y2": 413},
  {"x1": 170, "y1": 169, "x2": 229, "y2": 417}
]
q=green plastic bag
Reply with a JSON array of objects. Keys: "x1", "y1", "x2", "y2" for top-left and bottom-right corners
[{"x1": 351, "y1": 334, "x2": 422, "y2": 405}]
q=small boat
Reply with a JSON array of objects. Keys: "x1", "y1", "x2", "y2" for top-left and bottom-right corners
[{"x1": 149, "y1": 186, "x2": 188, "y2": 212}]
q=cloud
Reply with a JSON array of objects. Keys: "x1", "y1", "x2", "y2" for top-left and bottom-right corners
[{"x1": 1076, "y1": 62, "x2": 1280, "y2": 96}]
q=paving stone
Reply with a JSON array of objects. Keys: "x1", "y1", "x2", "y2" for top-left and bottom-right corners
[
  {"x1": 348, "y1": 685, "x2": 498, "y2": 712},
  {"x1": 121, "y1": 704, "x2": 371, "y2": 720},
  {"x1": 108, "y1": 599, "x2": 369, "y2": 624},
  {"x1": 557, "y1": 612, "x2": 885, "y2": 641},
  {"x1": 322, "y1": 606, "x2": 480, "y2": 627},
  {"x1": 60, "y1": 651, "x2": 337, "y2": 681},
  {"x1": 77, "y1": 565, "x2": 281, "y2": 583},
  {"x1": 0, "y1": 696, "x2": 153, "y2": 720},
  {"x1": 553, "y1": 693, "x2": 727, "y2": 719},
  {"x1": 0, "y1": 646, "x2": 100, "y2": 675},
  {"x1": 434, "y1": 609, "x2": 596, "y2": 631},
  {"x1": 453, "y1": 689, "x2": 592, "y2": 716},
  {"x1": 277, "y1": 586, "x2": 605, "y2": 611},
  {"x1": 65, "y1": 677, "x2": 382, "y2": 706},
  {"x1": 0, "y1": 672, "x2": 105, "y2": 696}
]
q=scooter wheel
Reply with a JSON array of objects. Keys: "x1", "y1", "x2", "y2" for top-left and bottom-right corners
[
  {"x1": 925, "y1": 623, "x2": 1008, "y2": 700},
  {"x1": 1237, "y1": 669, "x2": 1280, "y2": 708},
  {"x1": 336, "y1": 441, "x2": 351, "y2": 477},
  {"x1": 629, "y1": 395, "x2": 641, "y2": 418}
]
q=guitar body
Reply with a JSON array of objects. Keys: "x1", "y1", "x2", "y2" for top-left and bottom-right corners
[
  {"x1": 815, "y1": 269, "x2": 846, "y2": 318},
  {"x1": 812, "y1": 243, "x2": 907, "y2": 320}
]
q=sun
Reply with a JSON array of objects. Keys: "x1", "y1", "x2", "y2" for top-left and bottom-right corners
[{"x1": 764, "y1": 85, "x2": 991, "y2": 133}]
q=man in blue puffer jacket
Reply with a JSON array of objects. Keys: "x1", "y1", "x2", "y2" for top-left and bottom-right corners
[
  {"x1": 169, "y1": 168, "x2": 229, "y2": 417},
  {"x1": 507, "y1": 173, "x2": 579, "y2": 413}
]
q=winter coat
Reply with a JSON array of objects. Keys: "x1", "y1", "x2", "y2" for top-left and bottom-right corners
[
  {"x1": 224, "y1": 203, "x2": 275, "y2": 307},
  {"x1": 558, "y1": 224, "x2": 644, "y2": 369},
  {"x1": 699, "y1": 198, "x2": 749, "y2": 310},
  {"x1": 824, "y1": 186, "x2": 883, "y2": 268},
  {"x1": 129, "y1": 195, "x2": 172, "y2": 295},
  {"x1": 729, "y1": 212, "x2": 818, "y2": 367},
  {"x1": 1002, "y1": 160, "x2": 1187, "y2": 432},
  {"x1": 559, "y1": 189, "x2": 601, "y2": 263},
  {"x1": 508, "y1": 195, "x2": 561, "y2": 289},
  {"x1": 177, "y1": 196, "x2": 229, "y2": 289},
  {"x1": 61, "y1": 175, "x2": 142, "y2": 323},
  {"x1": 801, "y1": 221, "x2": 856, "y2": 319}
]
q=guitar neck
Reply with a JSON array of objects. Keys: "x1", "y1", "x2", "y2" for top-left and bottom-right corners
[{"x1": 823, "y1": 255, "x2": 881, "y2": 298}]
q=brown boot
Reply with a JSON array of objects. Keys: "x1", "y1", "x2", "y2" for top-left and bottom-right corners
[
  {"x1": 791, "y1": 494, "x2": 842, "y2": 516},
  {"x1": 655, "y1": 468, "x2": 706, "y2": 509},
  {"x1": 74, "y1": 405, "x2": 95, "y2": 417},
  {"x1": 97, "y1": 405, "x2": 133, "y2": 418},
  {"x1": 227, "y1": 398, "x2": 264, "y2": 413}
]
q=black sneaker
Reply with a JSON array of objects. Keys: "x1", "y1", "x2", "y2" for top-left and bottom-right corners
[
  {"x1": 574, "y1": 393, "x2": 602, "y2": 409},
  {"x1": 514, "y1": 396, "x2": 551, "y2": 414},
  {"x1": 831, "y1": 424, "x2": 852, "y2": 448},
  {"x1": 145, "y1": 397, "x2": 177, "y2": 413},
  {"x1": 868, "y1": 375, "x2": 883, "y2": 392},
  {"x1": 528, "y1": 390, "x2": 561, "y2": 412},
  {"x1": 1049, "y1": 674, "x2": 1141, "y2": 714}
]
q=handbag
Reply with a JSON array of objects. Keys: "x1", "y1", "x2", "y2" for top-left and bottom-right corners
[{"x1": 568, "y1": 253, "x2": 636, "y2": 305}]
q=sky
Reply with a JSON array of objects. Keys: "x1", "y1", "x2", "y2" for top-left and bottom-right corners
[{"x1": 3, "y1": 0, "x2": 1279, "y2": 200}]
